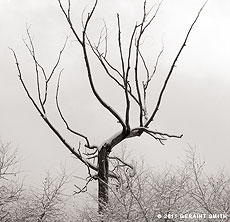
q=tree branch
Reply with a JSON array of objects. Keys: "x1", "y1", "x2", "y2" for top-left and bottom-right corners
[
  {"x1": 55, "y1": 69, "x2": 91, "y2": 148},
  {"x1": 10, "y1": 48, "x2": 98, "y2": 173},
  {"x1": 117, "y1": 14, "x2": 131, "y2": 131},
  {"x1": 77, "y1": 1, "x2": 127, "y2": 132},
  {"x1": 145, "y1": 1, "x2": 208, "y2": 127}
]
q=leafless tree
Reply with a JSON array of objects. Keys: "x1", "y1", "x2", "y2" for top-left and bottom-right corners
[
  {"x1": 14, "y1": 168, "x2": 70, "y2": 222},
  {"x1": 10, "y1": 0, "x2": 208, "y2": 214},
  {"x1": 186, "y1": 147, "x2": 230, "y2": 222},
  {"x1": 0, "y1": 140, "x2": 23, "y2": 221},
  {"x1": 0, "y1": 140, "x2": 72, "y2": 221},
  {"x1": 74, "y1": 148, "x2": 230, "y2": 222},
  {"x1": 98, "y1": 156, "x2": 194, "y2": 222}
]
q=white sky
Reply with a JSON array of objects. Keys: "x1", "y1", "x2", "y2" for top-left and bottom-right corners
[{"x1": 0, "y1": 0, "x2": 230, "y2": 188}]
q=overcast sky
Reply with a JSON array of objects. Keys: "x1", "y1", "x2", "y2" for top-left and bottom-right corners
[{"x1": 0, "y1": 0, "x2": 230, "y2": 187}]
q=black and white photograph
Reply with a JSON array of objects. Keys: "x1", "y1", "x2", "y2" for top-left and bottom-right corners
[{"x1": 0, "y1": 0, "x2": 230, "y2": 221}]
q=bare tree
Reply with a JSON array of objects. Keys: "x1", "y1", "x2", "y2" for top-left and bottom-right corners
[
  {"x1": 186, "y1": 147, "x2": 230, "y2": 221},
  {"x1": 10, "y1": 0, "x2": 208, "y2": 214},
  {"x1": 100, "y1": 156, "x2": 195, "y2": 222},
  {"x1": 0, "y1": 140, "x2": 71, "y2": 221},
  {"x1": 74, "y1": 148, "x2": 230, "y2": 222},
  {"x1": 14, "y1": 169, "x2": 70, "y2": 222},
  {"x1": 0, "y1": 140, "x2": 23, "y2": 221}
]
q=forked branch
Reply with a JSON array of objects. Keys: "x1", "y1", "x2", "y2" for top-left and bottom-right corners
[
  {"x1": 10, "y1": 46, "x2": 98, "y2": 173},
  {"x1": 56, "y1": 70, "x2": 91, "y2": 148}
]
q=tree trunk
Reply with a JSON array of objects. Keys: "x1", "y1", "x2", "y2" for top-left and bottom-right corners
[{"x1": 98, "y1": 145, "x2": 109, "y2": 214}]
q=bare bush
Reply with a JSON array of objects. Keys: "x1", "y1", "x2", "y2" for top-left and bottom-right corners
[
  {"x1": 14, "y1": 169, "x2": 71, "y2": 222},
  {"x1": 0, "y1": 140, "x2": 72, "y2": 221},
  {"x1": 0, "y1": 140, "x2": 23, "y2": 221},
  {"x1": 74, "y1": 147, "x2": 230, "y2": 222}
]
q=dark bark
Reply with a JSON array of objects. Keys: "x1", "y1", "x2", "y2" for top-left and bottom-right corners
[{"x1": 98, "y1": 146, "x2": 109, "y2": 213}]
